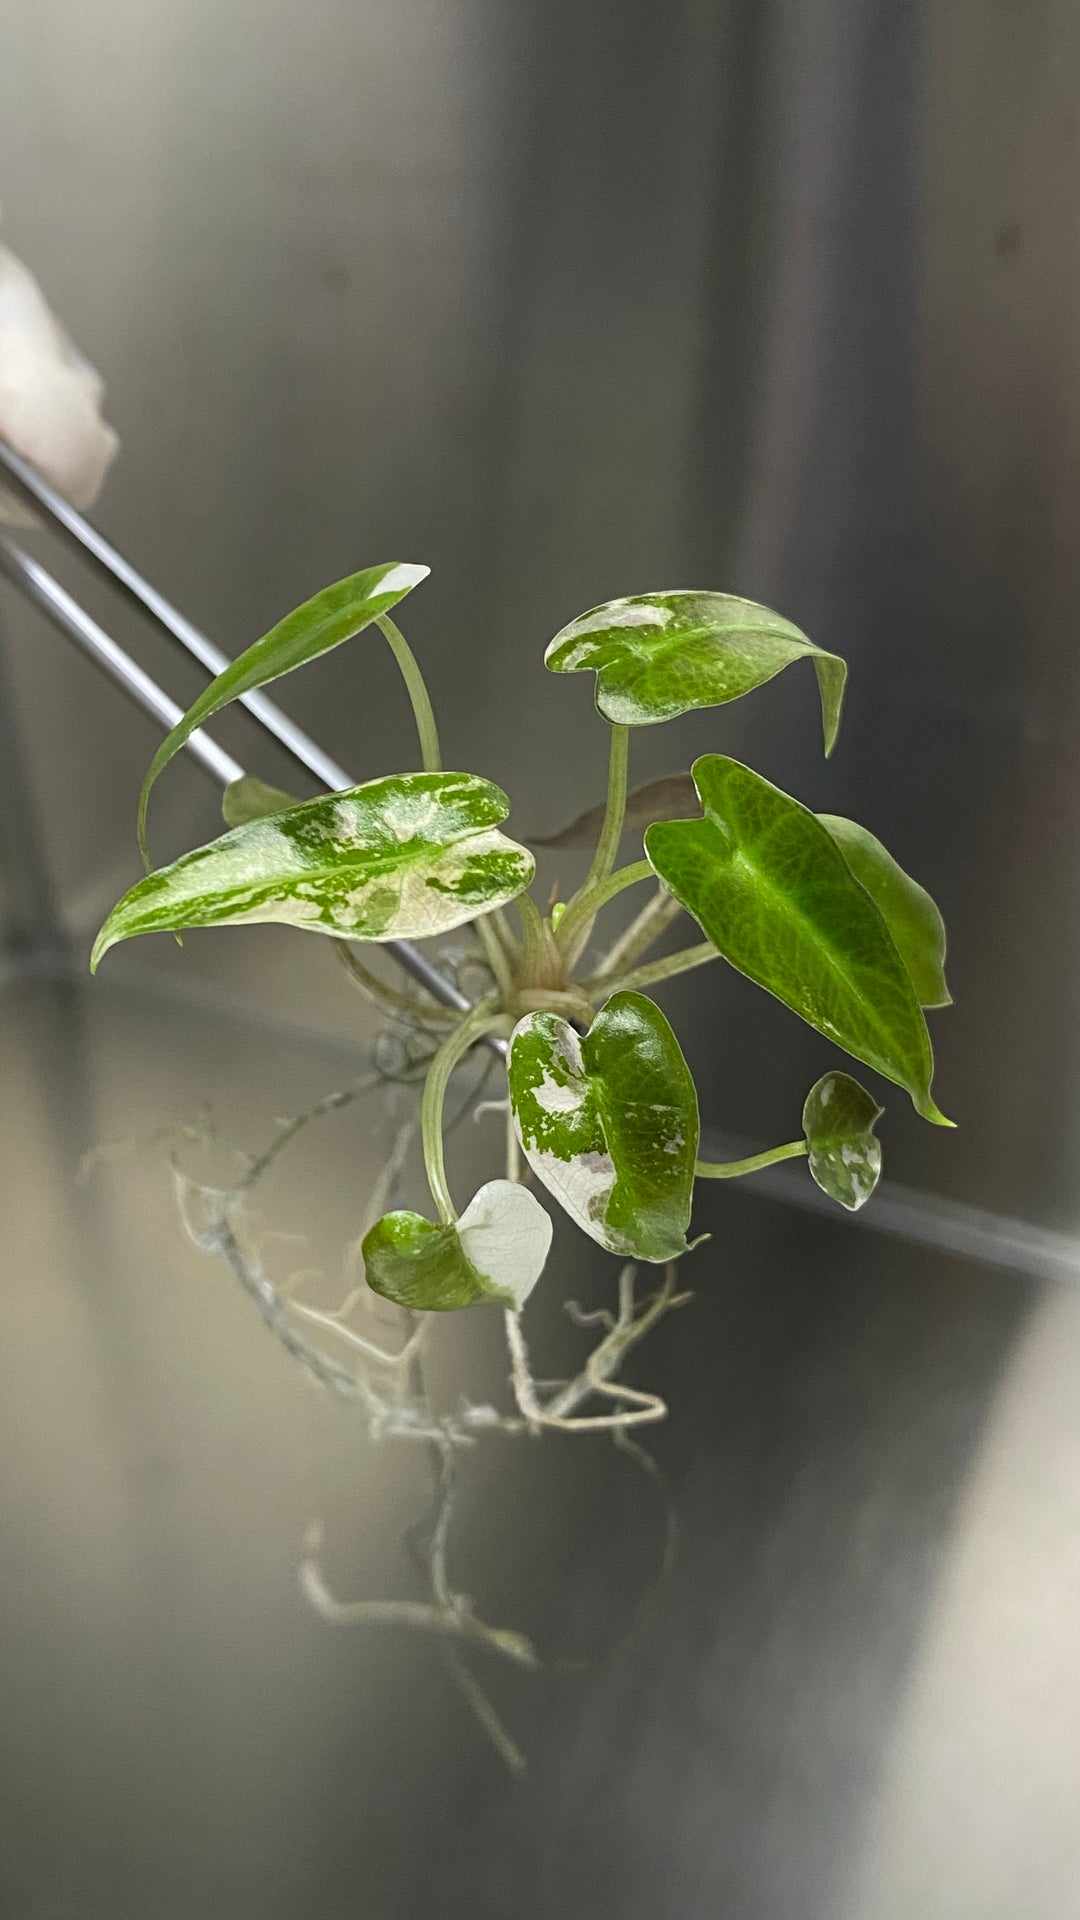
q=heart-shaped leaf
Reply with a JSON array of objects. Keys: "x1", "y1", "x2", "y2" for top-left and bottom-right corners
[
  {"x1": 221, "y1": 775, "x2": 299, "y2": 827},
  {"x1": 644, "y1": 757, "x2": 951, "y2": 1124},
  {"x1": 819, "y1": 814, "x2": 951, "y2": 1009},
  {"x1": 508, "y1": 990, "x2": 700, "y2": 1261},
  {"x1": 363, "y1": 1180, "x2": 553, "y2": 1311},
  {"x1": 802, "y1": 1071, "x2": 883, "y2": 1211},
  {"x1": 530, "y1": 772, "x2": 700, "y2": 850},
  {"x1": 92, "y1": 772, "x2": 534, "y2": 968},
  {"x1": 138, "y1": 562, "x2": 429, "y2": 863},
  {"x1": 545, "y1": 591, "x2": 846, "y2": 754}
]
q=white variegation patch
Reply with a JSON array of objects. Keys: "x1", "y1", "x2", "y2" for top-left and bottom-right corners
[
  {"x1": 508, "y1": 996, "x2": 699, "y2": 1261},
  {"x1": 456, "y1": 1181, "x2": 552, "y2": 1310},
  {"x1": 509, "y1": 1020, "x2": 623, "y2": 1250},
  {"x1": 546, "y1": 597, "x2": 670, "y2": 667},
  {"x1": 385, "y1": 828, "x2": 531, "y2": 939},
  {"x1": 529, "y1": 1145, "x2": 619, "y2": 1249},
  {"x1": 375, "y1": 562, "x2": 429, "y2": 600},
  {"x1": 92, "y1": 779, "x2": 535, "y2": 969}
]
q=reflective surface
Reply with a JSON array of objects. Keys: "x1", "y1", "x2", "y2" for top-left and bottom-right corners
[
  {"x1": 3, "y1": 0, "x2": 1080, "y2": 1912},
  {"x1": 1, "y1": 971, "x2": 1073, "y2": 1919}
]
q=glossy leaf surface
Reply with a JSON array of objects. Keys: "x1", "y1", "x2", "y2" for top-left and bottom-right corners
[
  {"x1": 531, "y1": 772, "x2": 700, "y2": 849},
  {"x1": 644, "y1": 757, "x2": 951, "y2": 1124},
  {"x1": 138, "y1": 562, "x2": 429, "y2": 862},
  {"x1": 93, "y1": 772, "x2": 534, "y2": 968},
  {"x1": 802, "y1": 1071, "x2": 883, "y2": 1211},
  {"x1": 819, "y1": 813, "x2": 951, "y2": 1008},
  {"x1": 508, "y1": 991, "x2": 699, "y2": 1261},
  {"x1": 363, "y1": 1181, "x2": 552, "y2": 1311},
  {"x1": 221, "y1": 775, "x2": 299, "y2": 828},
  {"x1": 545, "y1": 591, "x2": 846, "y2": 754}
]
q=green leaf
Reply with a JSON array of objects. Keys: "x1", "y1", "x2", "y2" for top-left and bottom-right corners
[
  {"x1": 644, "y1": 756, "x2": 952, "y2": 1125},
  {"x1": 530, "y1": 773, "x2": 700, "y2": 849},
  {"x1": 221, "y1": 775, "x2": 299, "y2": 828},
  {"x1": 138, "y1": 562, "x2": 429, "y2": 864},
  {"x1": 363, "y1": 1181, "x2": 552, "y2": 1311},
  {"x1": 92, "y1": 772, "x2": 534, "y2": 969},
  {"x1": 819, "y1": 814, "x2": 951, "y2": 1009},
  {"x1": 802, "y1": 1071, "x2": 883, "y2": 1211},
  {"x1": 508, "y1": 990, "x2": 700, "y2": 1261},
  {"x1": 545, "y1": 591, "x2": 846, "y2": 754}
]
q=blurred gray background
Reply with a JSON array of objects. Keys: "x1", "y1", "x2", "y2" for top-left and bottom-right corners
[{"x1": 3, "y1": 1, "x2": 1080, "y2": 1915}]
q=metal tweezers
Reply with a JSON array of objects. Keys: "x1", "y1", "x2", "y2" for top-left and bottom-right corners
[{"x1": 0, "y1": 439, "x2": 499, "y2": 1042}]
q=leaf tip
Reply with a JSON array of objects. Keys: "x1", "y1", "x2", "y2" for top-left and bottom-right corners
[
  {"x1": 833, "y1": 1186, "x2": 871, "y2": 1213},
  {"x1": 817, "y1": 654, "x2": 847, "y2": 758},
  {"x1": 89, "y1": 924, "x2": 113, "y2": 974}
]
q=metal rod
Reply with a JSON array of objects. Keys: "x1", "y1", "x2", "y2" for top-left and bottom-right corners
[
  {"x1": 0, "y1": 532, "x2": 485, "y2": 1031},
  {"x1": 0, "y1": 598, "x2": 67, "y2": 956},
  {"x1": 0, "y1": 537, "x2": 244, "y2": 788},
  {"x1": 0, "y1": 439, "x2": 352, "y2": 793}
]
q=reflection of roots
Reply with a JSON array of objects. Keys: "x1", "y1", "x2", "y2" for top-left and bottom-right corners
[{"x1": 169, "y1": 1051, "x2": 689, "y2": 1773}]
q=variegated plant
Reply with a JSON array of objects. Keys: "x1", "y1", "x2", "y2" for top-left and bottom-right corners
[{"x1": 94, "y1": 572, "x2": 952, "y2": 1316}]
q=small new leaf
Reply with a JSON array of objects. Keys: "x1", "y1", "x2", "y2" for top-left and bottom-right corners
[
  {"x1": 508, "y1": 990, "x2": 700, "y2": 1262},
  {"x1": 222, "y1": 775, "x2": 299, "y2": 827},
  {"x1": 138, "y1": 561, "x2": 429, "y2": 865},
  {"x1": 92, "y1": 772, "x2": 534, "y2": 967},
  {"x1": 545, "y1": 591, "x2": 846, "y2": 754},
  {"x1": 819, "y1": 813, "x2": 951, "y2": 1009},
  {"x1": 803, "y1": 1071, "x2": 883, "y2": 1211},
  {"x1": 644, "y1": 756, "x2": 952, "y2": 1124},
  {"x1": 530, "y1": 773, "x2": 699, "y2": 850},
  {"x1": 363, "y1": 1181, "x2": 552, "y2": 1312}
]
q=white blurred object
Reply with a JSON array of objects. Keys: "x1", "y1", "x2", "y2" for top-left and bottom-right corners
[{"x1": 0, "y1": 212, "x2": 118, "y2": 523}]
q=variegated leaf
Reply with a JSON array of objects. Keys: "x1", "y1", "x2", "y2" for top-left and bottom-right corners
[
  {"x1": 545, "y1": 590, "x2": 846, "y2": 754},
  {"x1": 92, "y1": 772, "x2": 534, "y2": 968},
  {"x1": 138, "y1": 562, "x2": 429, "y2": 864},
  {"x1": 363, "y1": 1181, "x2": 553, "y2": 1311},
  {"x1": 802, "y1": 1072, "x2": 883, "y2": 1211},
  {"x1": 508, "y1": 991, "x2": 699, "y2": 1262}
]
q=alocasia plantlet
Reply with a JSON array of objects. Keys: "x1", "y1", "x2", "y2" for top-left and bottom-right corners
[
  {"x1": 91, "y1": 562, "x2": 954, "y2": 1767},
  {"x1": 94, "y1": 566, "x2": 953, "y2": 1309}
]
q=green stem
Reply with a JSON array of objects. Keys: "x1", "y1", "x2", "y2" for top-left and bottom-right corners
[
  {"x1": 554, "y1": 859, "x2": 653, "y2": 969},
  {"x1": 589, "y1": 940, "x2": 718, "y2": 998},
  {"x1": 376, "y1": 614, "x2": 443, "y2": 772},
  {"x1": 474, "y1": 913, "x2": 515, "y2": 1000},
  {"x1": 489, "y1": 907, "x2": 520, "y2": 963},
  {"x1": 589, "y1": 885, "x2": 684, "y2": 982},
  {"x1": 421, "y1": 1001, "x2": 505, "y2": 1222},
  {"x1": 695, "y1": 1141, "x2": 807, "y2": 1180},
  {"x1": 336, "y1": 942, "x2": 457, "y2": 1026},
  {"x1": 583, "y1": 723, "x2": 629, "y2": 897},
  {"x1": 556, "y1": 725, "x2": 629, "y2": 962}
]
